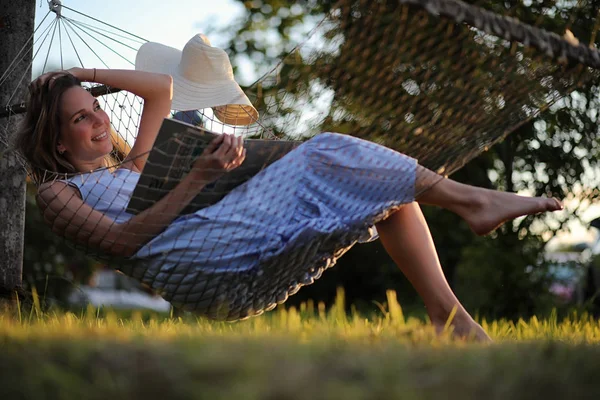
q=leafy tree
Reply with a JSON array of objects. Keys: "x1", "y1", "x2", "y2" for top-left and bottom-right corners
[
  {"x1": 22, "y1": 181, "x2": 97, "y2": 308},
  {"x1": 216, "y1": 0, "x2": 600, "y2": 319}
]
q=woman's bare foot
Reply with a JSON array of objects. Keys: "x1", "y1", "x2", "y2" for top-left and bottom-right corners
[
  {"x1": 415, "y1": 169, "x2": 563, "y2": 235},
  {"x1": 431, "y1": 309, "x2": 492, "y2": 342},
  {"x1": 458, "y1": 190, "x2": 562, "y2": 236}
]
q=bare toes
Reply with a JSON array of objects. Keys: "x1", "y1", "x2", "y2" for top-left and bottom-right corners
[{"x1": 550, "y1": 198, "x2": 564, "y2": 211}]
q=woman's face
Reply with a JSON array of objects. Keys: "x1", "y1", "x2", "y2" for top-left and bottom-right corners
[{"x1": 57, "y1": 86, "x2": 112, "y2": 169}]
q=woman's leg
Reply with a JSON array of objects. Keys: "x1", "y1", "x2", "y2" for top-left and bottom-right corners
[
  {"x1": 375, "y1": 166, "x2": 562, "y2": 340},
  {"x1": 413, "y1": 166, "x2": 562, "y2": 235},
  {"x1": 376, "y1": 202, "x2": 490, "y2": 341}
]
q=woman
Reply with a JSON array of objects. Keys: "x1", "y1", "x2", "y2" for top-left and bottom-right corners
[{"x1": 17, "y1": 67, "x2": 562, "y2": 340}]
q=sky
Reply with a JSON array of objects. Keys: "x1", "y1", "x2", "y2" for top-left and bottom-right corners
[
  {"x1": 33, "y1": 0, "x2": 245, "y2": 73},
  {"x1": 36, "y1": 0, "x2": 244, "y2": 47},
  {"x1": 29, "y1": 0, "x2": 600, "y2": 246}
]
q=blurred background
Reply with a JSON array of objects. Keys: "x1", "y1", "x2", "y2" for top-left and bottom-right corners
[{"x1": 18, "y1": 0, "x2": 600, "y2": 320}]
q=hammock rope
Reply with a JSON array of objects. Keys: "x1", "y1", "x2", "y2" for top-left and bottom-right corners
[
  {"x1": 2, "y1": 0, "x2": 599, "y2": 319},
  {"x1": 1, "y1": 18, "x2": 59, "y2": 109},
  {"x1": 0, "y1": 9, "x2": 53, "y2": 88}
]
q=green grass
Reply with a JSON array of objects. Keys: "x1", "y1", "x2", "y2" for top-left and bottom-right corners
[{"x1": 1, "y1": 289, "x2": 600, "y2": 399}]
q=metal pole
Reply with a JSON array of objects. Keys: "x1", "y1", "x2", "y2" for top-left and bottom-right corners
[{"x1": 0, "y1": 0, "x2": 36, "y2": 297}]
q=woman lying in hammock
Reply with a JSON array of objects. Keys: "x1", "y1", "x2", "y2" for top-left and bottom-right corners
[{"x1": 17, "y1": 67, "x2": 562, "y2": 341}]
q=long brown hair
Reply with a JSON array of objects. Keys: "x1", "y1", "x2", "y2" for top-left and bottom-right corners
[{"x1": 16, "y1": 72, "x2": 123, "y2": 184}]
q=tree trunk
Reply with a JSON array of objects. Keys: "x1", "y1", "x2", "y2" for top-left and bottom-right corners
[{"x1": 0, "y1": 0, "x2": 36, "y2": 300}]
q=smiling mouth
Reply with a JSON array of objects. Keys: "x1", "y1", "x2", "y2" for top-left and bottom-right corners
[{"x1": 92, "y1": 131, "x2": 108, "y2": 141}]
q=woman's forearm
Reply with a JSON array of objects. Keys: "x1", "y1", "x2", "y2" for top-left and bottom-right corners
[
  {"x1": 106, "y1": 173, "x2": 207, "y2": 257},
  {"x1": 72, "y1": 68, "x2": 172, "y2": 101}
]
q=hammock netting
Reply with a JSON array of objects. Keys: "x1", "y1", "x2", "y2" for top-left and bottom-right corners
[{"x1": 2, "y1": 0, "x2": 600, "y2": 319}]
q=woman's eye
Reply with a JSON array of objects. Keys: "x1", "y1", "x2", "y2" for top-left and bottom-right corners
[{"x1": 73, "y1": 105, "x2": 101, "y2": 123}]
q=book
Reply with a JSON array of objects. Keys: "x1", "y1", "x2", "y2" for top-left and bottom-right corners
[{"x1": 126, "y1": 118, "x2": 300, "y2": 215}]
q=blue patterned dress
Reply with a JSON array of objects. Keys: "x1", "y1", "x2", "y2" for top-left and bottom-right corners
[{"x1": 67, "y1": 133, "x2": 417, "y2": 320}]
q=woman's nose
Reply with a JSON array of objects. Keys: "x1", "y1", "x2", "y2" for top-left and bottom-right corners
[{"x1": 91, "y1": 113, "x2": 105, "y2": 126}]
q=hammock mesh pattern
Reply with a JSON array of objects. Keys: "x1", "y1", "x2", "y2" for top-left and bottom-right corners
[{"x1": 2, "y1": 0, "x2": 600, "y2": 320}]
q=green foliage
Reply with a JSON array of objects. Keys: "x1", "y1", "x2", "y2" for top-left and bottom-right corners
[
  {"x1": 22, "y1": 182, "x2": 96, "y2": 308},
  {"x1": 219, "y1": 1, "x2": 331, "y2": 76},
  {"x1": 285, "y1": 241, "x2": 422, "y2": 316},
  {"x1": 20, "y1": 0, "x2": 600, "y2": 320},
  {"x1": 454, "y1": 234, "x2": 555, "y2": 319},
  {"x1": 216, "y1": 0, "x2": 600, "y2": 319}
]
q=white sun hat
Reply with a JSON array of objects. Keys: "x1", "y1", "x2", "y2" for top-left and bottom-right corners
[{"x1": 135, "y1": 34, "x2": 259, "y2": 126}]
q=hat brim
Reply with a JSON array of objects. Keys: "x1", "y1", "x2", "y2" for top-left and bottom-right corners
[{"x1": 135, "y1": 41, "x2": 259, "y2": 126}]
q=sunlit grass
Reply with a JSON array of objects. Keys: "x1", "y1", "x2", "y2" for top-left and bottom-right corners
[
  {"x1": 2, "y1": 288, "x2": 600, "y2": 399},
  {"x1": 2, "y1": 288, "x2": 599, "y2": 345}
]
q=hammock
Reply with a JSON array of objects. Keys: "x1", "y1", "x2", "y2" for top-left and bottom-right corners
[{"x1": 2, "y1": 0, "x2": 599, "y2": 320}]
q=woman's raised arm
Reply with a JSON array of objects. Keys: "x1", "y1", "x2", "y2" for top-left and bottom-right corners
[{"x1": 69, "y1": 67, "x2": 173, "y2": 172}]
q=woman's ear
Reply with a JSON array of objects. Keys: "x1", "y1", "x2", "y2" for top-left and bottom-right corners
[{"x1": 57, "y1": 143, "x2": 66, "y2": 155}]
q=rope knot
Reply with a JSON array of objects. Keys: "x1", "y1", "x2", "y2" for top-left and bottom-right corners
[{"x1": 48, "y1": 0, "x2": 62, "y2": 17}]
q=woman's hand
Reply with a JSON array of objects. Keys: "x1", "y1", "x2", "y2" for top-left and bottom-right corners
[
  {"x1": 30, "y1": 68, "x2": 93, "y2": 92},
  {"x1": 190, "y1": 134, "x2": 246, "y2": 184},
  {"x1": 30, "y1": 70, "x2": 70, "y2": 91}
]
